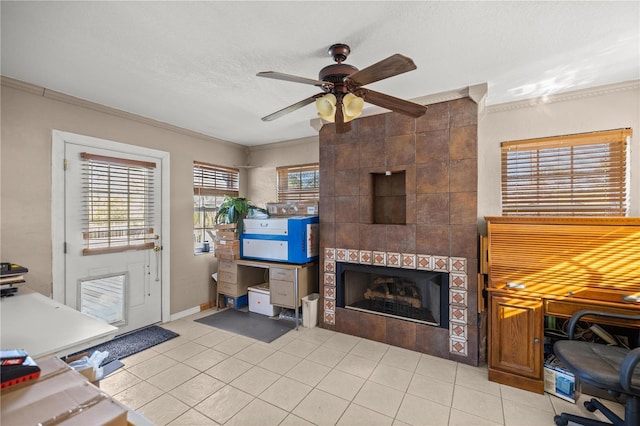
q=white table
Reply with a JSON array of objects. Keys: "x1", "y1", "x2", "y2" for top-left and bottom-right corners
[{"x1": 0, "y1": 287, "x2": 118, "y2": 358}]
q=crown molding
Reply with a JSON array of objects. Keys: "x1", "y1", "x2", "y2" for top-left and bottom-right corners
[
  {"x1": 1, "y1": 75, "x2": 244, "y2": 148},
  {"x1": 1, "y1": 76, "x2": 45, "y2": 96},
  {"x1": 486, "y1": 80, "x2": 640, "y2": 113},
  {"x1": 248, "y1": 135, "x2": 318, "y2": 152}
]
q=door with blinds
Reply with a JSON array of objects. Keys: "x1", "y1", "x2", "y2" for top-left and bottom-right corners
[{"x1": 63, "y1": 143, "x2": 162, "y2": 335}]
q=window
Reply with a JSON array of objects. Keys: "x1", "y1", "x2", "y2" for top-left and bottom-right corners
[
  {"x1": 81, "y1": 152, "x2": 156, "y2": 255},
  {"x1": 277, "y1": 163, "x2": 320, "y2": 202},
  {"x1": 193, "y1": 162, "x2": 239, "y2": 253},
  {"x1": 501, "y1": 128, "x2": 631, "y2": 216}
]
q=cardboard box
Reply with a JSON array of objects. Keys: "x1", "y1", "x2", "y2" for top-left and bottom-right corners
[
  {"x1": 544, "y1": 354, "x2": 580, "y2": 403},
  {"x1": 292, "y1": 200, "x2": 319, "y2": 216},
  {"x1": 64, "y1": 352, "x2": 99, "y2": 385},
  {"x1": 214, "y1": 252, "x2": 241, "y2": 261},
  {"x1": 266, "y1": 202, "x2": 291, "y2": 216},
  {"x1": 214, "y1": 237, "x2": 240, "y2": 260},
  {"x1": 1, "y1": 356, "x2": 127, "y2": 425},
  {"x1": 266, "y1": 201, "x2": 319, "y2": 217},
  {"x1": 248, "y1": 284, "x2": 281, "y2": 316}
]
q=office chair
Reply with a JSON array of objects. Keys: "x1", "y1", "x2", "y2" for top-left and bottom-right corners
[{"x1": 553, "y1": 310, "x2": 640, "y2": 426}]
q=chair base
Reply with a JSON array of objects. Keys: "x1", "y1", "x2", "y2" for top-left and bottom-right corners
[{"x1": 554, "y1": 396, "x2": 638, "y2": 426}]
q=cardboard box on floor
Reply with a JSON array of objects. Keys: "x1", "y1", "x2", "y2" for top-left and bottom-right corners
[
  {"x1": 64, "y1": 351, "x2": 100, "y2": 386},
  {"x1": 0, "y1": 356, "x2": 127, "y2": 426},
  {"x1": 544, "y1": 354, "x2": 580, "y2": 403}
]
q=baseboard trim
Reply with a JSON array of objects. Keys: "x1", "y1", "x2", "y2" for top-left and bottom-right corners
[{"x1": 169, "y1": 306, "x2": 201, "y2": 322}]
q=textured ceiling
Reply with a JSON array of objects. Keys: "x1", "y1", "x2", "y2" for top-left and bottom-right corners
[{"x1": 2, "y1": 1, "x2": 639, "y2": 146}]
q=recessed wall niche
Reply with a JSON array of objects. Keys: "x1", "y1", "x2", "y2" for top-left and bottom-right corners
[{"x1": 372, "y1": 171, "x2": 406, "y2": 224}]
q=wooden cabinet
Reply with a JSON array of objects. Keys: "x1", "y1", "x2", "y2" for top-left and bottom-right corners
[
  {"x1": 485, "y1": 216, "x2": 640, "y2": 394},
  {"x1": 488, "y1": 292, "x2": 544, "y2": 393},
  {"x1": 269, "y1": 265, "x2": 318, "y2": 309},
  {"x1": 217, "y1": 260, "x2": 265, "y2": 297}
]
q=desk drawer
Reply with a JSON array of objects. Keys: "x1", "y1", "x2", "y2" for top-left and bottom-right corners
[
  {"x1": 545, "y1": 299, "x2": 640, "y2": 324},
  {"x1": 270, "y1": 280, "x2": 295, "y2": 308},
  {"x1": 218, "y1": 260, "x2": 237, "y2": 274},
  {"x1": 492, "y1": 283, "x2": 640, "y2": 304},
  {"x1": 218, "y1": 270, "x2": 237, "y2": 284},
  {"x1": 218, "y1": 281, "x2": 241, "y2": 297},
  {"x1": 270, "y1": 267, "x2": 295, "y2": 282}
]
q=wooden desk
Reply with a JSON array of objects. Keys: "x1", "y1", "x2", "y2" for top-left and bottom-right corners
[
  {"x1": 216, "y1": 259, "x2": 318, "y2": 329},
  {"x1": 0, "y1": 287, "x2": 118, "y2": 358},
  {"x1": 485, "y1": 217, "x2": 640, "y2": 393}
]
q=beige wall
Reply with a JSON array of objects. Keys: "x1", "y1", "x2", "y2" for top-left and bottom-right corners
[
  {"x1": 478, "y1": 81, "x2": 640, "y2": 233},
  {"x1": 246, "y1": 137, "x2": 319, "y2": 208},
  {"x1": 2, "y1": 78, "x2": 638, "y2": 317},
  {"x1": 1, "y1": 81, "x2": 248, "y2": 314}
]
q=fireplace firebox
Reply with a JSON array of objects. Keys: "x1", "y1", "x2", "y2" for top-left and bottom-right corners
[{"x1": 336, "y1": 262, "x2": 449, "y2": 329}]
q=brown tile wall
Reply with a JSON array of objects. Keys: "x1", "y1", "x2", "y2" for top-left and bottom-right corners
[{"x1": 319, "y1": 97, "x2": 479, "y2": 365}]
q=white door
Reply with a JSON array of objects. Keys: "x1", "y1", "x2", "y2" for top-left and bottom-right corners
[{"x1": 63, "y1": 142, "x2": 163, "y2": 335}]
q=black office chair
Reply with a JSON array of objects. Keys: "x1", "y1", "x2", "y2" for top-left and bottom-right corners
[{"x1": 553, "y1": 310, "x2": 640, "y2": 426}]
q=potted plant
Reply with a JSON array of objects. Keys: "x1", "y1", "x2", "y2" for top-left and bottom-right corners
[{"x1": 214, "y1": 196, "x2": 267, "y2": 230}]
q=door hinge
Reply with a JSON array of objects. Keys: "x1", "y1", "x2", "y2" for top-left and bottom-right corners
[
  {"x1": 63, "y1": 159, "x2": 67, "y2": 170},
  {"x1": 63, "y1": 242, "x2": 67, "y2": 253}
]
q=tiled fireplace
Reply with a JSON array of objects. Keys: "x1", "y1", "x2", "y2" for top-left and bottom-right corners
[
  {"x1": 336, "y1": 261, "x2": 449, "y2": 328},
  {"x1": 318, "y1": 89, "x2": 481, "y2": 366}
]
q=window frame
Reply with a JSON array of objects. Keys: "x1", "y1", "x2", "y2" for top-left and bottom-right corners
[
  {"x1": 277, "y1": 163, "x2": 320, "y2": 202},
  {"x1": 81, "y1": 152, "x2": 156, "y2": 255},
  {"x1": 193, "y1": 162, "x2": 239, "y2": 254},
  {"x1": 500, "y1": 128, "x2": 631, "y2": 216}
]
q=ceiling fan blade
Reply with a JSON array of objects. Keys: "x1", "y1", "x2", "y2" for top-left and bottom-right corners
[
  {"x1": 345, "y1": 54, "x2": 417, "y2": 87},
  {"x1": 257, "y1": 71, "x2": 333, "y2": 88},
  {"x1": 261, "y1": 93, "x2": 324, "y2": 122},
  {"x1": 359, "y1": 88, "x2": 427, "y2": 118}
]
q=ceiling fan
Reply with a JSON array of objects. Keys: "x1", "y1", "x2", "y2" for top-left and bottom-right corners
[{"x1": 257, "y1": 43, "x2": 428, "y2": 133}]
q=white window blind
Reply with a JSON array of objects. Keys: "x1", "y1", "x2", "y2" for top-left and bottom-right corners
[
  {"x1": 501, "y1": 128, "x2": 631, "y2": 216},
  {"x1": 81, "y1": 152, "x2": 156, "y2": 255},
  {"x1": 193, "y1": 162, "x2": 239, "y2": 196},
  {"x1": 277, "y1": 163, "x2": 320, "y2": 202},
  {"x1": 193, "y1": 162, "x2": 239, "y2": 252}
]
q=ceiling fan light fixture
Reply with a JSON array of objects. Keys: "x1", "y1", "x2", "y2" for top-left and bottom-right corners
[
  {"x1": 258, "y1": 44, "x2": 426, "y2": 127},
  {"x1": 316, "y1": 93, "x2": 337, "y2": 122},
  {"x1": 343, "y1": 93, "x2": 364, "y2": 122}
]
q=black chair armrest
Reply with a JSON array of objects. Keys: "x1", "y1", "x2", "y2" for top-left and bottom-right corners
[
  {"x1": 566, "y1": 310, "x2": 640, "y2": 340},
  {"x1": 620, "y1": 347, "x2": 640, "y2": 394}
]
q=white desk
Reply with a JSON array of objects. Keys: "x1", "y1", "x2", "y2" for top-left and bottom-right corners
[{"x1": 0, "y1": 287, "x2": 118, "y2": 358}]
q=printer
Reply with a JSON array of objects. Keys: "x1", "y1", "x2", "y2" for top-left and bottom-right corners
[{"x1": 240, "y1": 216, "x2": 319, "y2": 264}]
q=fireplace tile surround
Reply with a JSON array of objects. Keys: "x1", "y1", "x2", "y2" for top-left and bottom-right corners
[
  {"x1": 318, "y1": 93, "x2": 480, "y2": 366},
  {"x1": 323, "y1": 248, "x2": 470, "y2": 356}
]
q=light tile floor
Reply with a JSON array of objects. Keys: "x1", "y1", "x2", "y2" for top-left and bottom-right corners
[{"x1": 101, "y1": 309, "x2": 627, "y2": 425}]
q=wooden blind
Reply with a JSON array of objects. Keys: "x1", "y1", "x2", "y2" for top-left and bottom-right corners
[
  {"x1": 193, "y1": 162, "x2": 239, "y2": 197},
  {"x1": 487, "y1": 217, "x2": 640, "y2": 293},
  {"x1": 81, "y1": 152, "x2": 155, "y2": 255},
  {"x1": 277, "y1": 163, "x2": 320, "y2": 202},
  {"x1": 501, "y1": 128, "x2": 631, "y2": 216}
]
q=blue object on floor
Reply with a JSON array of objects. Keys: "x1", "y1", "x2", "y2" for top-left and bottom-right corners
[{"x1": 224, "y1": 294, "x2": 248, "y2": 309}]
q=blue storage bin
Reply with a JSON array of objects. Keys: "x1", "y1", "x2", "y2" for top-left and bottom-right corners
[{"x1": 224, "y1": 295, "x2": 248, "y2": 309}]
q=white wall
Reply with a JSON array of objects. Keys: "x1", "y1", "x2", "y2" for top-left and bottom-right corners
[{"x1": 478, "y1": 81, "x2": 640, "y2": 233}]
